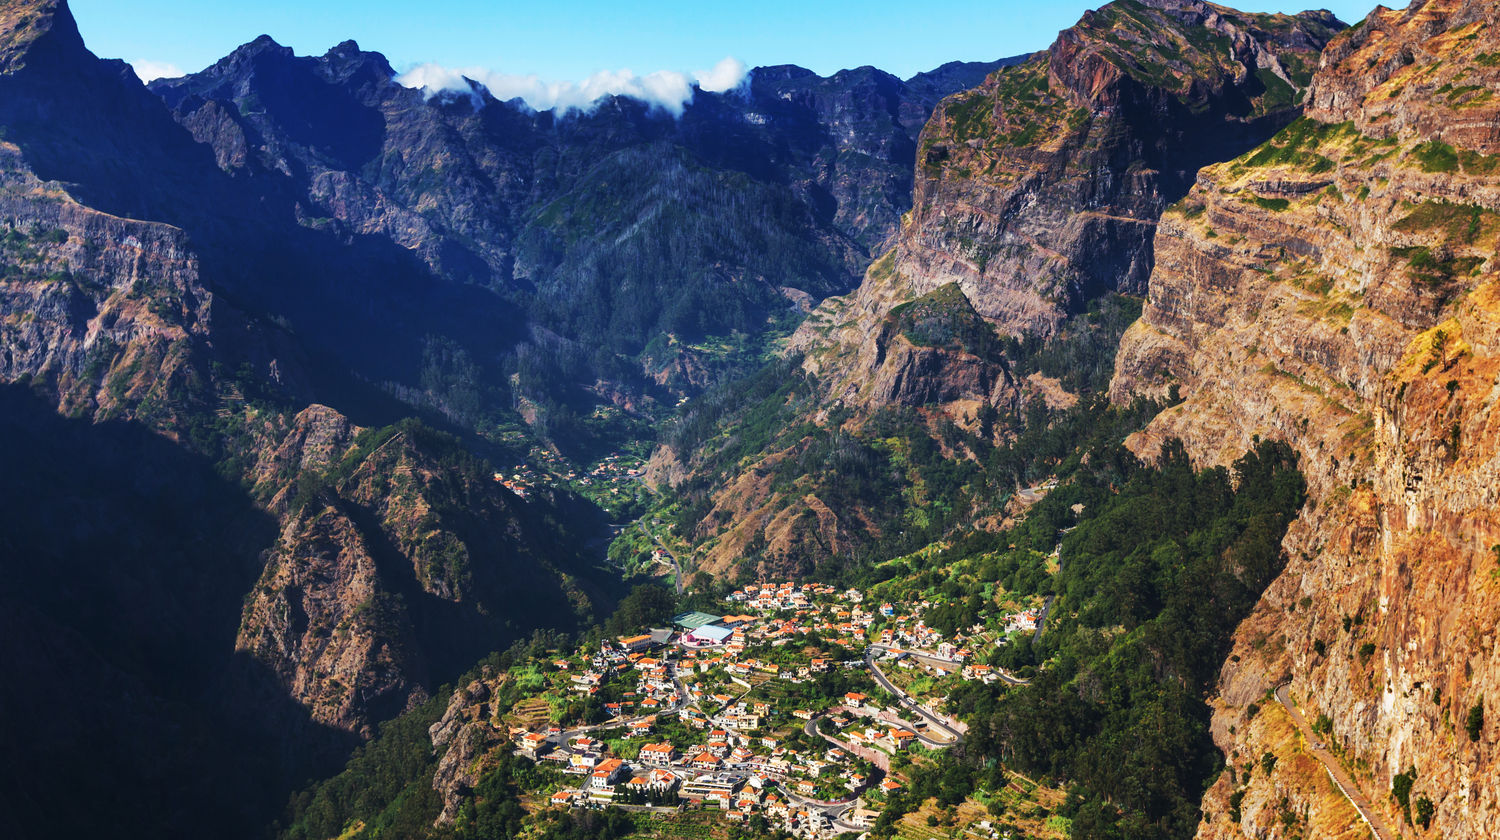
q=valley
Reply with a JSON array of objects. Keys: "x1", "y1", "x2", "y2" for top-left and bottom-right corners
[{"x1": 2, "y1": 0, "x2": 1498, "y2": 839}]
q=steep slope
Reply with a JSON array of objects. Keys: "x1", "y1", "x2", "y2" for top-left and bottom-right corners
[
  {"x1": 796, "y1": 0, "x2": 1342, "y2": 414},
  {"x1": 148, "y1": 43, "x2": 1018, "y2": 421},
  {"x1": 1110, "y1": 1, "x2": 1500, "y2": 837},
  {"x1": 0, "y1": 3, "x2": 617, "y2": 835},
  {"x1": 653, "y1": 0, "x2": 1342, "y2": 579}
]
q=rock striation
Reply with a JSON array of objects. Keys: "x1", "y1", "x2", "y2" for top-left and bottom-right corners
[
  {"x1": 663, "y1": 0, "x2": 1344, "y2": 577},
  {"x1": 1111, "y1": 1, "x2": 1500, "y2": 836}
]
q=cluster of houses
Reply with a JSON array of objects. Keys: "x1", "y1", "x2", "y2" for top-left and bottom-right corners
[
  {"x1": 506, "y1": 580, "x2": 1041, "y2": 837},
  {"x1": 494, "y1": 451, "x2": 645, "y2": 501}
]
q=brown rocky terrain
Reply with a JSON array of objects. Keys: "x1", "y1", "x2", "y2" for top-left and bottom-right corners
[
  {"x1": 794, "y1": 0, "x2": 1342, "y2": 408},
  {"x1": 1110, "y1": 1, "x2": 1500, "y2": 836},
  {"x1": 657, "y1": 0, "x2": 1343, "y2": 577},
  {"x1": 0, "y1": 5, "x2": 619, "y2": 834}
]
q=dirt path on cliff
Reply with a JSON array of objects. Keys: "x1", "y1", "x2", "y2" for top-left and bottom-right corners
[{"x1": 1275, "y1": 684, "x2": 1395, "y2": 840}]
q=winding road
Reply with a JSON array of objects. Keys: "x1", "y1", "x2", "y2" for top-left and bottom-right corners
[
  {"x1": 1274, "y1": 684, "x2": 1393, "y2": 840},
  {"x1": 864, "y1": 646, "x2": 965, "y2": 746},
  {"x1": 643, "y1": 523, "x2": 685, "y2": 595}
]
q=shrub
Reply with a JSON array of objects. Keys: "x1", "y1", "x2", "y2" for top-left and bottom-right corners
[
  {"x1": 1392, "y1": 765, "x2": 1417, "y2": 824},
  {"x1": 1412, "y1": 141, "x2": 1459, "y2": 173},
  {"x1": 1465, "y1": 701, "x2": 1484, "y2": 742},
  {"x1": 1415, "y1": 795, "x2": 1435, "y2": 829}
]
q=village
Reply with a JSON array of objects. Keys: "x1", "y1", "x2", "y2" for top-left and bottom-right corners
[{"x1": 507, "y1": 581, "x2": 1043, "y2": 838}]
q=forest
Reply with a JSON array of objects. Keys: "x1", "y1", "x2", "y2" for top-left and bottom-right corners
[{"x1": 875, "y1": 437, "x2": 1305, "y2": 840}]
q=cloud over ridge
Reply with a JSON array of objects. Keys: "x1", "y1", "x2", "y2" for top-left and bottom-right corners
[
  {"x1": 130, "y1": 59, "x2": 185, "y2": 83},
  {"x1": 395, "y1": 56, "x2": 748, "y2": 116}
]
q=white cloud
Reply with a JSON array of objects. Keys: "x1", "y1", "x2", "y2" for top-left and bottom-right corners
[
  {"x1": 694, "y1": 57, "x2": 748, "y2": 94},
  {"x1": 394, "y1": 57, "x2": 749, "y2": 116},
  {"x1": 130, "y1": 59, "x2": 184, "y2": 84}
]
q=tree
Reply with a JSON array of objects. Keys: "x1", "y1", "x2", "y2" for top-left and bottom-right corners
[
  {"x1": 1465, "y1": 700, "x2": 1484, "y2": 742},
  {"x1": 1415, "y1": 796, "x2": 1435, "y2": 829}
]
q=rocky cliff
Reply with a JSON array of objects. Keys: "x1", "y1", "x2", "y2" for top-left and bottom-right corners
[
  {"x1": 147, "y1": 40, "x2": 1019, "y2": 416},
  {"x1": 793, "y1": 0, "x2": 1341, "y2": 415},
  {"x1": 656, "y1": 0, "x2": 1343, "y2": 579},
  {"x1": 0, "y1": 3, "x2": 617, "y2": 835},
  {"x1": 1110, "y1": 1, "x2": 1500, "y2": 836},
  {"x1": 897, "y1": 0, "x2": 1341, "y2": 337}
]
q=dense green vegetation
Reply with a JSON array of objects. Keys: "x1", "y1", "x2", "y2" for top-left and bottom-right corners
[
  {"x1": 657, "y1": 292, "x2": 1155, "y2": 582},
  {"x1": 877, "y1": 439, "x2": 1304, "y2": 840},
  {"x1": 890, "y1": 283, "x2": 1006, "y2": 358}
]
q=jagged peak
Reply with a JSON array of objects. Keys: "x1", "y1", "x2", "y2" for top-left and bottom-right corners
[
  {"x1": 320, "y1": 38, "x2": 395, "y2": 80},
  {"x1": 0, "y1": 0, "x2": 86, "y2": 74},
  {"x1": 223, "y1": 33, "x2": 293, "y2": 65},
  {"x1": 748, "y1": 64, "x2": 817, "y2": 83}
]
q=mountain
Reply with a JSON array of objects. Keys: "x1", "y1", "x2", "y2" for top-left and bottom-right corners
[
  {"x1": 648, "y1": 0, "x2": 1344, "y2": 579},
  {"x1": 1111, "y1": 0, "x2": 1500, "y2": 836},
  {"x1": 0, "y1": 2, "x2": 620, "y2": 835},
  {"x1": 145, "y1": 41, "x2": 1021, "y2": 441},
  {"x1": 0, "y1": 0, "x2": 1031, "y2": 835}
]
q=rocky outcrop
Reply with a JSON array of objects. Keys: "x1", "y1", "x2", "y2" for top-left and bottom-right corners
[
  {"x1": 0, "y1": 6, "x2": 618, "y2": 833},
  {"x1": 1111, "y1": 2, "x2": 1500, "y2": 836},
  {"x1": 898, "y1": 0, "x2": 1342, "y2": 338},
  {"x1": 787, "y1": 0, "x2": 1342, "y2": 424}
]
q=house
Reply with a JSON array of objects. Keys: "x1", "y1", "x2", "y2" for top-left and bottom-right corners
[
  {"x1": 589, "y1": 758, "x2": 628, "y2": 794},
  {"x1": 679, "y1": 773, "x2": 742, "y2": 803},
  {"x1": 689, "y1": 751, "x2": 722, "y2": 770},
  {"x1": 646, "y1": 768, "x2": 680, "y2": 792},
  {"x1": 628, "y1": 717, "x2": 655, "y2": 736},
  {"x1": 571, "y1": 736, "x2": 600, "y2": 753},
  {"x1": 843, "y1": 692, "x2": 869, "y2": 709},
  {"x1": 517, "y1": 732, "x2": 552, "y2": 757},
  {"x1": 639, "y1": 742, "x2": 679, "y2": 767},
  {"x1": 618, "y1": 634, "x2": 653, "y2": 653},
  {"x1": 550, "y1": 789, "x2": 581, "y2": 808},
  {"x1": 887, "y1": 729, "x2": 916, "y2": 751},
  {"x1": 880, "y1": 778, "x2": 904, "y2": 794}
]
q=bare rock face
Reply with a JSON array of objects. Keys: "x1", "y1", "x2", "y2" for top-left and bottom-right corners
[
  {"x1": 1111, "y1": 2, "x2": 1500, "y2": 836},
  {"x1": 237, "y1": 414, "x2": 606, "y2": 737},
  {"x1": 896, "y1": 0, "x2": 1343, "y2": 338},
  {"x1": 788, "y1": 0, "x2": 1343, "y2": 422},
  {"x1": 0, "y1": 0, "x2": 608, "y2": 762}
]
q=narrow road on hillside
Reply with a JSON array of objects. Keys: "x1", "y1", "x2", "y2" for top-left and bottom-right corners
[
  {"x1": 1274, "y1": 684, "x2": 1394, "y2": 840},
  {"x1": 864, "y1": 648, "x2": 963, "y2": 745},
  {"x1": 643, "y1": 524, "x2": 684, "y2": 595}
]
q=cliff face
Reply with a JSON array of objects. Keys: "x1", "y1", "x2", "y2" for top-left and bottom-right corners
[
  {"x1": 0, "y1": 4, "x2": 615, "y2": 834},
  {"x1": 660, "y1": 0, "x2": 1343, "y2": 578},
  {"x1": 789, "y1": 0, "x2": 1341, "y2": 422},
  {"x1": 1111, "y1": 1, "x2": 1500, "y2": 836},
  {"x1": 239, "y1": 411, "x2": 606, "y2": 737},
  {"x1": 898, "y1": 0, "x2": 1341, "y2": 338}
]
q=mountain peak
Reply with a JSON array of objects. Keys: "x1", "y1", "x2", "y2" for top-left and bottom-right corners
[
  {"x1": 0, "y1": 0, "x2": 85, "y2": 74},
  {"x1": 225, "y1": 33, "x2": 292, "y2": 64}
]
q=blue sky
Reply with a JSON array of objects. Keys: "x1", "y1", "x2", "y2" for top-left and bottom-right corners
[{"x1": 71, "y1": 0, "x2": 1393, "y2": 85}]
